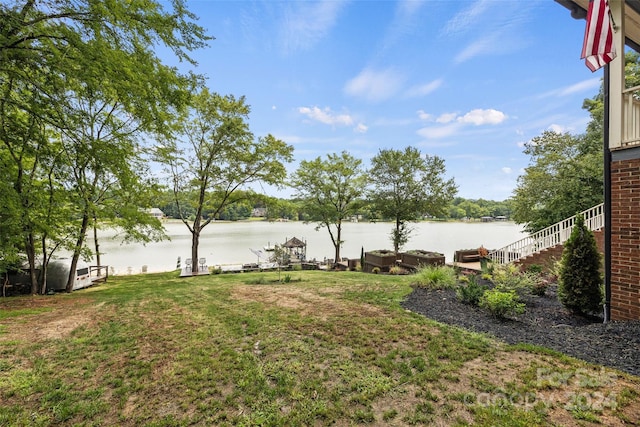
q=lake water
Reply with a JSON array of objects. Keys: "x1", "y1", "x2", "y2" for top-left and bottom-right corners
[{"x1": 91, "y1": 220, "x2": 526, "y2": 275}]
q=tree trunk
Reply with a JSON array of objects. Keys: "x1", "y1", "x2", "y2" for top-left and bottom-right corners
[
  {"x1": 66, "y1": 213, "x2": 89, "y2": 292},
  {"x1": 93, "y1": 214, "x2": 101, "y2": 267},
  {"x1": 25, "y1": 233, "x2": 38, "y2": 295},
  {"x1": 191, "y1": 227, "x2": 200, "y2": 275},
  {"x1": 394, "y1": 218, "x2": 401, "y2": 254},
  {"x1": 39, "y1": 237, "x2": 48, "y2": 295},
  {"x1": 333, "y1": 222, "x2": 342, "y2": 268}
]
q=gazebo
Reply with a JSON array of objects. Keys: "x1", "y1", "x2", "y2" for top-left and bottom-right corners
[{"x1": 282, "y1": 237, "x2": 306, "y2": 263}]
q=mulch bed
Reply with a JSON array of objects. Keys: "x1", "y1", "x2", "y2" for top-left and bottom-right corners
[{"x1": 402, "y1": 283, "x2": 640, "y2": 377}]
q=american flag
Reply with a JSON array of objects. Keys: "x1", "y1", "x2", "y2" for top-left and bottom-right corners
[{"x1": 581, "y1": 0, "x2": 616, "y2": 72}]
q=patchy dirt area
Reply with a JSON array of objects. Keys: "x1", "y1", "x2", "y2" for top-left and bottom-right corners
[
  {"x1": 231, "y1": 284, "x2": 384, "y2": 320},
  {"x1": 0, "y1": 296, "x2": 100, "y2": 342}
]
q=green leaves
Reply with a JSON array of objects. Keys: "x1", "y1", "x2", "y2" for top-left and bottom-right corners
[
  {"x1": 368, "y1": 147, "x2": 457, "y2": 253},
  {"x1": 291, "y1": 151, "x2": 366, "y2": 262},
  {"x1": 512, "y1": 131, "x2": 604, "y2": 233}
]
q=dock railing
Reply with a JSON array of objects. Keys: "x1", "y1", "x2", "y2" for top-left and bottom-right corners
[{"x1": 488, "y1": 203, "x2": 605, "y2": 264}]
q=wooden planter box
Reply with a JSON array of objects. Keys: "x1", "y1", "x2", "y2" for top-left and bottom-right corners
[
  {"x1": 400, "y1": 250, "x2": 445, "y2": 268},
  {"x1": 364, "y1": 250, "x2": 398, "y2": 273}
]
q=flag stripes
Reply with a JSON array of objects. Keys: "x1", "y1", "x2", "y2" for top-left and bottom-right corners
[{"x1": 581, "y1": 0, "x2": 616, "y2": 72}]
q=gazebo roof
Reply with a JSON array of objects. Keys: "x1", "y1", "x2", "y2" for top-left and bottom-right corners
[{"x1": 283, "y1": 237, "x2": 306, "y2": 248}]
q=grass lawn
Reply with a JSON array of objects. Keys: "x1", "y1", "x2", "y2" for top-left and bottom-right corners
[{"x1": 0, "y1": 270, "x2": 638, "y2": 426}]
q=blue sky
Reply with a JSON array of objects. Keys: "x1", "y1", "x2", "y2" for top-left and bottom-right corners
[{"x1": 169, "y1": 0, "x2": 601, "y2": 201}]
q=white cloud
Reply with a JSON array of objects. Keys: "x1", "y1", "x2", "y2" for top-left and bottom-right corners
[
  {"x1": 404, "y1": 78, "x2": 443, "y2": 98},
  {"x1": 280, "y1": 0, "x2": 347, "y2": 54},
  {"x1": 417, "y1": 110, "x2": 432, "y2": 121},
  {"x1": 417, "y1": 123, "x2": 461, "y2": 139},
  {"x1": 443, "y1": 2, "x2": 534, "y2": 64},
  {"x1": 344, "y1": 68, "x2": 405, "y2": 102},
  {"x1": 442, "y1": 0, "x2": 492, "y2": 36},
  {"x1": 548, "y1": 124, "x2": 566, "y2": 133},
  {"x1": 457, "y1": 109, "x2": 507, "y2": 126},
  {"x1": 354, "y1": 123, "x2": 368, "y2": 133},
  {"x1": 298, "y1": 106, "x2": 354, "y2": 127},
  {"x1": 415, "y1": 108, "x2": 507, "y2": 140},
  {"x1": 538, "y1": 78, "x2": 600, "y2": 98},
  {"x1": 437, "y1": 112, "x2": 458, "y2": 124},
  {"x1": 558, "y1": 79, "x2": 601, "y2": 96},
  {"x1": 501, "y1": 167, "x2": 512, "y2": 174}
]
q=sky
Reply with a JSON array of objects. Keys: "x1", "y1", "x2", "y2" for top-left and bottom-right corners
[{"x1": 164, "y1": 0, "x2": 602, "y2": 201}]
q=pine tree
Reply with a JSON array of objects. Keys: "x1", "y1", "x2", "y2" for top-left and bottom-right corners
[{"x1": 558, "y1": 215, "x2": 603, "y2": 315}]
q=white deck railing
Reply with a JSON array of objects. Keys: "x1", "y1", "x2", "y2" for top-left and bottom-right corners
[
  {"x1": 489, "y1": 203, "x2": 604, "y2": 264},
  {"x1": 623, "y1": 85, "x2": 640, "y2": 148}
]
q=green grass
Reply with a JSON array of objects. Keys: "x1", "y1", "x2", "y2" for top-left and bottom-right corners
[{"x1": 0, "y1": 270, "x2": 637, "y2": 426}]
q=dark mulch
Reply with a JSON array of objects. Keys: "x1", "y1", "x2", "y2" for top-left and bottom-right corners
[{"x1": 401, "y1": 283, "x2": 640, "y2": 377}]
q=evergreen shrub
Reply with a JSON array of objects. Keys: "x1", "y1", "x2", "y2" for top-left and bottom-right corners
[{"x1": 558, "y1": 215, "x2": 603, "y2": 315}]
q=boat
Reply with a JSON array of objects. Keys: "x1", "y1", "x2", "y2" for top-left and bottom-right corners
[{"x1": 263, "y1": 242, "x2": 275, "y2": 252}]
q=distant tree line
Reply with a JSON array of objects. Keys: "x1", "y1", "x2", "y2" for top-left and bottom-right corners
[{"x1": 156, "y1": 192, "x2": 513, "y2": 223}]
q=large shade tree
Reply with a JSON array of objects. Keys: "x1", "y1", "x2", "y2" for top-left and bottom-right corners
[
  {"x1": 512, "y1": 51, "x2": 640, "y2": 233},
  {"x1": 368, "y1": 147, "x2": 457, "y2": 253},
  {"x1": 156, "y1": 89, "x2": 293, "y2": 274},
  {"x1": 0, "y1": 0, "x2": 208, "y2": 292},
  {"x1": 511, "y1": 130, "x2": 603, "y2": 233},
  {"x1": 291, "y1": 151, "x2": 366, "y2": 266}
]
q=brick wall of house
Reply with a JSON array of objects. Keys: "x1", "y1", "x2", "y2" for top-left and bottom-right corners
[{"x1": 610, "y1": 157, "x2": 640, "y2": 320}]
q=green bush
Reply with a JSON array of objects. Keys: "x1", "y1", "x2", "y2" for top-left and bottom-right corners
[
  {"x1": 525, "y1": 264, "x2": 543, "y2": 274},
  {"x1": 456, "y1": 275, "x2": 486, "y2": 306},
  {"x1": 529, "y1": 278, "x2": 550, "y2": 297},
  {"x1": 413, "y1": 265, "x2": 457, "y2": 289},
  {"x1": 490, "y1": 263, "x2": 540, "y2": 298},
  {"x1": 479, "y1": 289, "x2": 525, "y2": 319},
  {"x1": 558, "y1": 215, "x2": 603, "y2": 315},
  {"x1": 372, "y1": 267, "x2": 380, "y2": 274}
]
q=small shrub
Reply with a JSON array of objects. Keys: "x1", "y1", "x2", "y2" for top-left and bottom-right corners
[
  {"x1": 389, "y1": 265, "x2": 408, "y2": 275},
  {"x1": 283, "y1": 274, "x2": 292, "y2": 283},
  {"x1": 558, "y1": 215, "x2": 603, "y2": 315},
  {"x1": 526, "y1": 264, "x2": 543, "y2": 274},
  {"x1": 491, "y1": 263, "x2": 538, "y2": 297},
  {"x1": 372, "y1": 267, "x2": 380, "y2": 274},
  {"x1": 479, "y1": 289, "x2": 525, "y2": 319},
  {"x1": 456, "y1": 275, "x2": 486, "y2": 306},
  {"x1": 530, "y1": 279, "x2": 550, "y2": 297},
  {"x1": 413, "y1": 265, "x2": 457, "y2": 289}
]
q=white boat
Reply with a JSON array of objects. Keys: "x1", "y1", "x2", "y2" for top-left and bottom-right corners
[{"x1": 263, "y1": 242, "x2": 275, "y2": 252}]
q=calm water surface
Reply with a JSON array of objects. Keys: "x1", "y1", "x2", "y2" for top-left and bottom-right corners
[{"x1": 93, "y1": 220, "x2": 526, "y2": 274}]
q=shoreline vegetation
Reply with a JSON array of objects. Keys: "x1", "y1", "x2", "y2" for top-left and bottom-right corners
[{"x1": 1, "y1": 270, "x2": 638, "y2": 426}]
